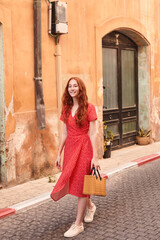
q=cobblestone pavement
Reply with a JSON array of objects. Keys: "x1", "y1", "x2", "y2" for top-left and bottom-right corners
[{"x1": 0, "y1": 160, "x2": 160, "y2": 240}]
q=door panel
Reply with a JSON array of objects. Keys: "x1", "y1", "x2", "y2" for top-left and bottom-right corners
[
  {"x1": 107, "y1": 124, "x2": 119, "y2": 135},
  {"x1": 102, "y1": 48, "x2": 118, "y2": 109},
  {"x1": 122, "y1": 121, "x2": 136, "y2": 134},
  {"x1": 121, "y1": 50, "x2": 135, "y2": 108},
  {"x1": 121, "y1": 49, "x2": 137, "y2": 145},
  {"x1": 102, "y1": 31, "x2": 138, "y2": 149}
]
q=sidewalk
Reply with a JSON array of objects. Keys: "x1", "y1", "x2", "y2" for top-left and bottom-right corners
[{"x1": 0, "y1": 141, "x2": 160, "y2": 213}]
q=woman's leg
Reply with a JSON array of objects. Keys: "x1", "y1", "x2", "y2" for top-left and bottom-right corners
[
  {"x1": 87, "y1": 197, "x2": 94, "y2": 209},
  {"x1": 75, "y1": 197, "x2": 88, "y2": 225},
  {"x1": 84, "y1": 197, "x2": 96, "y2": 223},
  {"x1": 64, "y1": 197, "x2": 86, "y2": 237}
]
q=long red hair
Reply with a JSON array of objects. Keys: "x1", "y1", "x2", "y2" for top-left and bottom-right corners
[{"x1": 62, "y1": 77, "x2": 88, "y2": 127}]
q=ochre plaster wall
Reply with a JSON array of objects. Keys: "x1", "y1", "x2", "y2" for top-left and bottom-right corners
[
  {"x1": 0, "y1": 0, "x2": 58, "y2": 184},
  {"x1": 1, "y1": 0, "x2": 160, "y2": 183}
]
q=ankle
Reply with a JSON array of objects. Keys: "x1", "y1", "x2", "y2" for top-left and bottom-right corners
[
  {"x1": 88, "y1": 203, "x2": 94, "y2": 209},
  {"x1": 75, "y1": 221, "x2": 83, "y2": 226}
]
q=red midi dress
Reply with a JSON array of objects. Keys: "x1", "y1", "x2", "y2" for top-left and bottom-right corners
[{"x1": 50, "y1": 103, "x2": 97, "y2": 201}]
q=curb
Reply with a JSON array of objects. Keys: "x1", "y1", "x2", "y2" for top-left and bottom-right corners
[
  {"x1": 1, "y1": 153, "x2": 160, "y2": 219},
  {"x1": 0, "y1": 208, "x2": 16, "y2": 219},
  {"x1": 101, "y1": 153, "x2": 160, "y2": 179}
]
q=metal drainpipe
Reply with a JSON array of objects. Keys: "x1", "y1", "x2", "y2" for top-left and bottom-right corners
[{"x1": 33, "y1": 0, "x2": 46, "y2": 129}]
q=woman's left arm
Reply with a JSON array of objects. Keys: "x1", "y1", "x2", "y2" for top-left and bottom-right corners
[{"x1": 89, "y1": 120, "x2": 101, "y2": 170}]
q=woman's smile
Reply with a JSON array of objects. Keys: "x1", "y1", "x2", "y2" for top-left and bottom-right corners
[{"x1": 68, "y1": 79, "x2": 79, "y2": 97}]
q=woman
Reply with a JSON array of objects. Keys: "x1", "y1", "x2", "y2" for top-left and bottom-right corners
[{"x1": 51, "y1": 77, "x2": 100, "y2": 238}]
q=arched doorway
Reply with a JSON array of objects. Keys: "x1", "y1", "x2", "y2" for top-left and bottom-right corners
[
  {"x1": 102, "y1": 31, "x2": 138, "y2": 149},
  {"x1": 95, "y1": 18, "x2": 150, "y2": 155}
]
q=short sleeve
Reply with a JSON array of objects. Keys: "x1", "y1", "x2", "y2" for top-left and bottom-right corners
[{"x1": 87, "y1": 103, "x2": 97, "y2": 122}]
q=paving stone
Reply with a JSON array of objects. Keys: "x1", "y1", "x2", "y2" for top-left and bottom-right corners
[{"x1": 1, "y1": 160, "x2": 160, "y2": 239}]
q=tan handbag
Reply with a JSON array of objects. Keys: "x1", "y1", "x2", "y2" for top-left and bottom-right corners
[{"x1": 83, "y1": 167, "x2": 106, "y2": 196}]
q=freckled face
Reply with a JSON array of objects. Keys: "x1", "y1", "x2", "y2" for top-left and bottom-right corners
[{"x1": 68, "y1": 79, "x2": 79, "y2": 98}]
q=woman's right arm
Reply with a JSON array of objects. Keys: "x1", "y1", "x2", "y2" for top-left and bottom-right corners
[{"x1": 55, "y1": 123, "x2": 68, "y2": 169}]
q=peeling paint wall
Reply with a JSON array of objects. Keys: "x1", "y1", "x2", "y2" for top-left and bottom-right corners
[
  {"x1": 0, "y1": 23, "x2": 6, "y2": 184},
  {"x1": 6, "y1": 111, "x2": 59, "y2": 183},
  {"x1": 138, "y1": 46, "x2": 150, "y2": 130},
  {"x1": 151, "y1": 98, "x2": 160, "y2": 141}
]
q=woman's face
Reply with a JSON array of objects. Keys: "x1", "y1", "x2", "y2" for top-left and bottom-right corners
[{"x1": 68, "y1": 79, "x2": 79, "y2": 98}]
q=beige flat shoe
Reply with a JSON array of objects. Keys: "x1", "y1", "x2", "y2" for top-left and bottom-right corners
[
  {"x1": 84, "y1": 204, "x2": 96, "y2": 223},
  {"x1": 64, "y1": 222, "x2": 84, "y2": 238}
]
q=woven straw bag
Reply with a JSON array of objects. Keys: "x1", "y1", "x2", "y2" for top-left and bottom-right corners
[{"x1": 83, "y1": 168, "x2": 106, "y2": 196}]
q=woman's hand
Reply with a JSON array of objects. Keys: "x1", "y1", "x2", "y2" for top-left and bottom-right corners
[
  {"x1": 55, "y1": 155, "x2": 61, "y2": 170},
  {"x1": 91, "y1": 158, "x2": 101, "y2": 170}
]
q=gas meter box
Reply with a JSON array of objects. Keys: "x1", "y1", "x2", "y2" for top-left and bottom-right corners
[{"x1": 49, "y1": 1, "x2": 68, "y2": 35}]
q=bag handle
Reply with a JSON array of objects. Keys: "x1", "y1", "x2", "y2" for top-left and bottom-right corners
[
  {"x1": 90, "y1": 167, "x2": 102, "y2": 181},
  {"x1": 96, "y1": 169, "x2": 102, "y2": 181},
  {"x1": 90, "y1": 167, "x2": 96, "y2": 176}
]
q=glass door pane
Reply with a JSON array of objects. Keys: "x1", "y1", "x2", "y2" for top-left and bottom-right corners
[
  {"x1": 122, "y1": 121, "x2": 136, "y2": 134},
  {"x1": 121, "y1": 50, "x2": 135, "y2": 107},
  {"x1": 102, "y1": 48, "x2": 118, "y2": 109},
  {"x1": 107, "y1": 124, "x2": 119, "y2": 136}
]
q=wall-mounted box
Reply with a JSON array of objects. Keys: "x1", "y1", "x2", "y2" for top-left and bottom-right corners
[{"x1": 49, "y1": 1, "x2": 68, "y2": 35}]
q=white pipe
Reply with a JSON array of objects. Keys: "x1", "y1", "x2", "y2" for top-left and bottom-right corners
[{"x1": 54, "y1": 44, "x2": 63, "y2": 136}]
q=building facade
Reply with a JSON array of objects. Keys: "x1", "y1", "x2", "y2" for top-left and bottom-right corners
[{"x1": 0, "y1": 0, "x2": 160, "y2": 184}]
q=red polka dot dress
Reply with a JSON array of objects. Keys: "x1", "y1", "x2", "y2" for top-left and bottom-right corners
[{"x1": 50, "y1": 103, "x2": 97, "y2": 201}]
